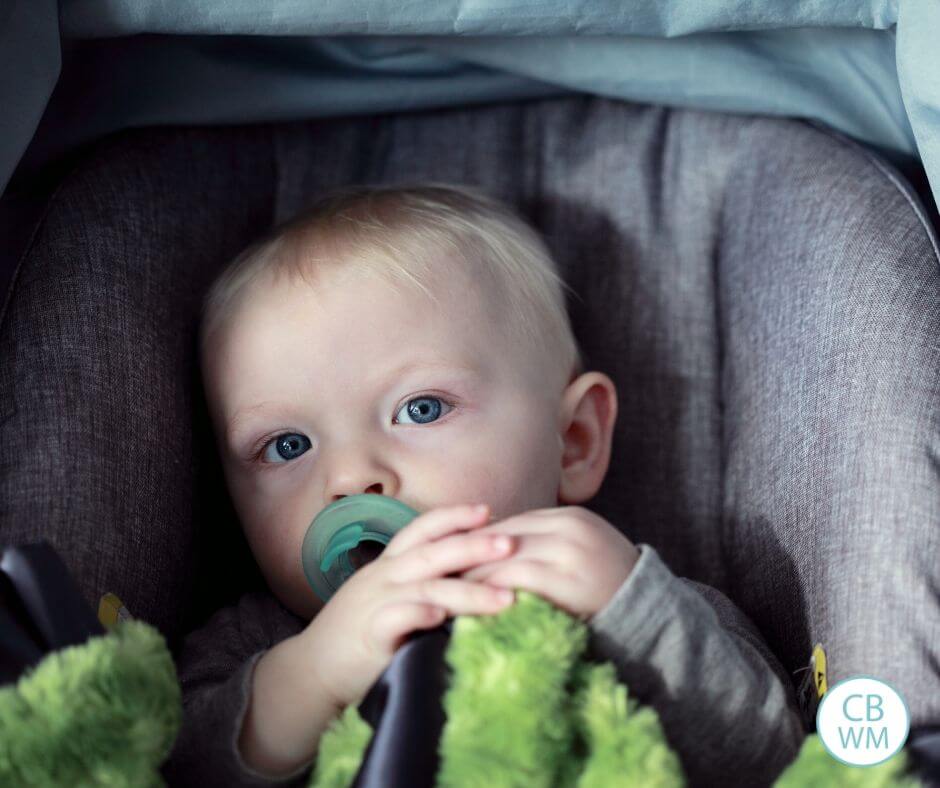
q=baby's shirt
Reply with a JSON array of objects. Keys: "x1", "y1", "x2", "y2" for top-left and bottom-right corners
[
  {"x1": 587, "y1": 544, "x2": 807, "y2": 785},
  {"x1": 162, "y1": 544, "x2": 807, "y2": 787}
]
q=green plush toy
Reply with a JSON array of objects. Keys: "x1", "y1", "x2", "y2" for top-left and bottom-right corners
[
  {"x1": 310, "y1": 590, "x2": 922, "y2": 788},
  {"x1": 0, "y1": 619, "x2": 180, "y2": 787},
  {"x1": 0, "y1": 593, "x2": 921, "y2": 787}
]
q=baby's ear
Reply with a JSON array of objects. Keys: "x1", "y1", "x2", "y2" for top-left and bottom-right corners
[{"x1": 556, "y1": 372, "x2": 618, "y2": 505}]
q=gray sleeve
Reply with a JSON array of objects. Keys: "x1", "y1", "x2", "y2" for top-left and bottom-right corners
[
  {"x1": 586, "y1": 543, "x2": 807, "y2": 788},
  {"x1": 161, "y1": 591, "x2": 313, "y2": 787}
]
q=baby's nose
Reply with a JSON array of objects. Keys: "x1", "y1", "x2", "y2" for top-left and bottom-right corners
[{"x1": 331, "y1": 483, "x2": 385, "y2": 505}]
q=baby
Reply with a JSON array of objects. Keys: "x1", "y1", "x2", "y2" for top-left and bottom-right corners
[{"x1": 170, "y1": 183, "x2": 806, "y2": 787}]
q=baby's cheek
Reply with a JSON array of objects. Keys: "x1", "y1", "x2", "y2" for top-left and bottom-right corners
[
  {"x1": 435, "y1": 459, "x2": 539, "y2": 521},
  {"x1": 265, "y1": 542, "x2": 323, "y2": 619},
  {"x1": 244, "y1": 522, "x2": 302, "y2": 589},
  {"x1": 251, "y1": 537, "x2": 288, "y2": 585}
]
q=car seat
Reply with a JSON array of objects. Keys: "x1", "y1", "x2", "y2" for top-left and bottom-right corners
[{"x1": 0, "y1": 95, "x2": 937, "y2": 755}]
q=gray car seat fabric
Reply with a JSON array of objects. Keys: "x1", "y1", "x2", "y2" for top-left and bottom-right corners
[{"x1": 0, "y1": 95, "x2": 937, "y2": 733}]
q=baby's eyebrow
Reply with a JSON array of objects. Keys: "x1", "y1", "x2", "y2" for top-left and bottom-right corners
[
  {"x1": 226, "y1": 400, "x2": 288, "y2": 447},
  {"x1": 378, "y1": 358, "x2": 477, "y2": 386}
]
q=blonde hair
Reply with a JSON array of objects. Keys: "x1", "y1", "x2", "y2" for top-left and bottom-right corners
[{"x1": 199, "y1": 182, "x2": 585, "y2": 382}]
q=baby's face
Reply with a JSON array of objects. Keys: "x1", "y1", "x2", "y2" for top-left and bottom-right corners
[{"x1": 202, "y1": 262, "x2": 574, "y2": 620}]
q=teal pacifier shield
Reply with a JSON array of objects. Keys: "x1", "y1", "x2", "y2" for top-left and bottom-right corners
[{"x1": 302, "y1": 494, "x2": 420, "y2": 603}]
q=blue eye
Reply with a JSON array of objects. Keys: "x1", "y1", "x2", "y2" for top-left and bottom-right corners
[
  {"x1": 395, "y1": 396, "x2": 452, "y2": 425},
  {"x1": 262, "y1": 433, "x2": 311, "y2": 463}
]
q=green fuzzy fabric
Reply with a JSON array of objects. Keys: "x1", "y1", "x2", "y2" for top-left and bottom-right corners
[
  {"x1": 775, "y1": 734, "x2": 922, "y2": 788},
  {"x1": 310, "y1": 591, "x2": 684, "y2": 788},
  {"x1": 0, "y1": 620, "x2": 181, "y2": 787},
  {"x1": 310, "y1": 705, "x2": 374, "y2": 788},
  {"x1": 0, "y1": 596, "x2": 919, "y2": 787},
  {"x1": 310, "y1": 590, "x2": 921, "y2": 788}
]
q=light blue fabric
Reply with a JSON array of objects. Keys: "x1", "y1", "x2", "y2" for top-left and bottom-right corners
[
  {"x1": 2, "y1": 1, "x2": 939, "y2": 214},
  {"x1": 1, "y1": 0, "x2": 60, "y2": 193}
]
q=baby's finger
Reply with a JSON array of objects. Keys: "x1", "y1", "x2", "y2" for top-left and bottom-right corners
[
  {"x1": 473, "y1": 517, "x2": 564, "y2": 538},
  {"x1": 461, "y1": 533, "x2": 582, "y2": 581},
  {"x1": 384, "y1": 503, "x2": 491, "y2": 557},
  {"x1": 405, "y1": 577, "x2": 516, "y2": 615},
  {"x1": 469, "y1": 560, "x2": 580, "y2": 613},
  {"x1": 367, "y1": 602, "x2": 449, "y2": 655},
  {"x1": 367, "y1": 581, "x2": 512, "y2": 656},
  {"x1": 391, "y1": 530, "x2": 515, "y2": 583}
]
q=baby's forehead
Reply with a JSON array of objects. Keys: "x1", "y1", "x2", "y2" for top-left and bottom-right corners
[
  {"x1": 232, "y1": 260, "x2": 491, "y2": 355},
  {"x1": 217, "y1": 233, "x2": 545, "y2": 366},
  {"x1": 206, "y1": 277, "x2": 559, "y2": 429},
  {"x1": 268, "y1": 240, "x2": 501, "y2": 318}
]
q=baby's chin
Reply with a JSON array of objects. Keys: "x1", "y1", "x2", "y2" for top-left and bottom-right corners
[
  {"x1": 270, "y1": 574, "x2": 325, "y2": 621},
  {"x1": 285, "y1": 592, "x2": 324, "y2": 622}
]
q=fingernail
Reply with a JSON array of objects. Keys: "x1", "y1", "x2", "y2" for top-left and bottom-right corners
[
  {"x1": 474, "y1": 503, "x2": 489, "y2": 513},
  {"x1": 494, "y1": 536, "x2": 512, "y2": 551},
  {"x1": 498, "y1": 590, "x2": 515, "y2": 604}
]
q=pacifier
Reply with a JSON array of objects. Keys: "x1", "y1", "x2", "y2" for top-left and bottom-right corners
[{"x1": 301, "y1": 493, "x2": 420, "y2": 603}]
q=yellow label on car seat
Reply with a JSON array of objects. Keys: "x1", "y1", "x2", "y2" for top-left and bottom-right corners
[
  {"x1": 796, "y1": 642, "x2": 829, "y2": 729},
  {"x1": 812, "y1": 643, "x2": 828, "y2": 697},
  {"x1": 98, "y1": 592, "x2": 132, "y2": 629}
]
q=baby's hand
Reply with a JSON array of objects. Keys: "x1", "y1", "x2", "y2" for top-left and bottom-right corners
[
  {"x1": 460, "y1": 506, "x2": 640, "y2": 620},
  {"x1": 299, "y1": 503, "x2": 517, "y2": 711}
]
